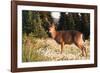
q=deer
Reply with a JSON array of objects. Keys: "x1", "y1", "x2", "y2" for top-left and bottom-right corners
[{"x1": 48, "y1": 23, "x2": 87, "y2": 56}]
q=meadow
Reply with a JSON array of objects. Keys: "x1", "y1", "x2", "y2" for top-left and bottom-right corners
[{"x1": 22, "y1": 34, "x2": 90, "y2": 62}]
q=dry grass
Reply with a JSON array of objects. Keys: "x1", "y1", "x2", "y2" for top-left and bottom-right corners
[{"x1": 22, "y1": 35, "x2": 90, "y2": 62}]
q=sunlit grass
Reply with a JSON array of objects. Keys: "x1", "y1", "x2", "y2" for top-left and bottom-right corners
[{"x1": 22, "y1": 35, "x2": 90, "y2": 62}]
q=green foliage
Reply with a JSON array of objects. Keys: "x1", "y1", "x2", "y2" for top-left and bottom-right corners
[
  {"x1": 22, "y1": 11, "x2": 50, "y2": 38},
  {"x1": 81, "y1": 13, "x2": 90, "y2": 39},
  {"x1": 58, "y1": 12, "x2": 90, "y2": 39},
  {"x1": 22, "y1": 10, "x2": 90, "y2": 39},
  {"x1": 57, "y1": 12, "x2": 68, "y2": 30}
]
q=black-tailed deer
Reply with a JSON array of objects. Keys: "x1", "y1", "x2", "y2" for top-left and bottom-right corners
[{"x1": 49, "y1": 23, "x2": 87, "y2": 56}]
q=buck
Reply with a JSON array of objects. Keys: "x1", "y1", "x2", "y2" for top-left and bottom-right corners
[{"x1": 48, "y1": 23, "x2": 87, "y2": 56}]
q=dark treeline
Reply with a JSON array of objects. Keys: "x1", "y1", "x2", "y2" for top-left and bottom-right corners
[
  {"x1": 22, "y1": 10, "x2": 90, "y2": 39},
  {"x1": 58, "y1": 12, "x2": 90, "y2": 39},
  {"x1": 22, "y1": 10, "x2": 53, "y2": 38}
]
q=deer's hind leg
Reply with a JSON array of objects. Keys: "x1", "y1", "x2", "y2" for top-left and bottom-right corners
[
  {"x1": 81, "y1": 45, "x2": 87, "y2": 56},
  {"x1": 75, "y1": 43, "x2": 87, "y2": 56}
]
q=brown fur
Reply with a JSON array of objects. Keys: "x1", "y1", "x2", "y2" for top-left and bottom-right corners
[{"x1": 49, "y1": 24, "x2": 86, "y2": 56}]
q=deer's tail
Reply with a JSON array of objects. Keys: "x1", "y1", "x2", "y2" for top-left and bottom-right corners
[{"x1": 82, "y1": 34, "x2": 85, "y2": 42}]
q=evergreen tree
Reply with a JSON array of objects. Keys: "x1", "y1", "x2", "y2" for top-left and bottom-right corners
[
  {"x1": 58, "y1": 12, "x2": 67, "y2": 30},
  {"x1": 22, "y1": 11, "x2": 53, "y2": 38},
  {"x1": 22, "y1": 10, "x2": 90, "y2": 39},
  {"x1": 81, "y1": 13, "x2": 90, "y2": 39},
  {"x1": 72, "y1": 13, "x2": 82, "y2": 31}
]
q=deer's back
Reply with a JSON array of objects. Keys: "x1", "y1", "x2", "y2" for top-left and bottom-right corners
[{"x1": 55, "y1": 30, "x2": 83, "y2": 44}]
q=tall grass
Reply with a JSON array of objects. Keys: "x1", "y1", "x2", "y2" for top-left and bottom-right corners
[{"x1": 22, "y1": 34, "x2": 90, "y2": 62}]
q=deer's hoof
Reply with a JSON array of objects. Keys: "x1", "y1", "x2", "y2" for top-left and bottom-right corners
[{"x1": 81, "y1": 53, "x2": 87, "y2": 57}]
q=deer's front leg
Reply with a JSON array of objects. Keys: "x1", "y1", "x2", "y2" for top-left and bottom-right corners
[{"x1": 61, "y1": 42, "x2": 64, "y2": 54}]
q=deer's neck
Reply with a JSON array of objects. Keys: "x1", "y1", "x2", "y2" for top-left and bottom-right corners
[{"x1": 51, "y1": 30, "x2": 57, "y2": 39}]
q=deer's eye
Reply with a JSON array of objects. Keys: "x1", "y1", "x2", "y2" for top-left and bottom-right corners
[{"x1": 49, "y1": 27, "x2": 51, "y2": 30}]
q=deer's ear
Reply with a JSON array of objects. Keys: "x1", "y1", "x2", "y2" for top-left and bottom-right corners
[
  {"x1": 51, "y1": 23, "x2": 56, "y2": 28},
  {"x1": 53, "y1": 24, "x2": 57, "y2": 30}
]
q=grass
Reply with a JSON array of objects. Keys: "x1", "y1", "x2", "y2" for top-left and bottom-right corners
[{"x1": 22, "y1": 35, "x2": 90, "y2": 62}]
